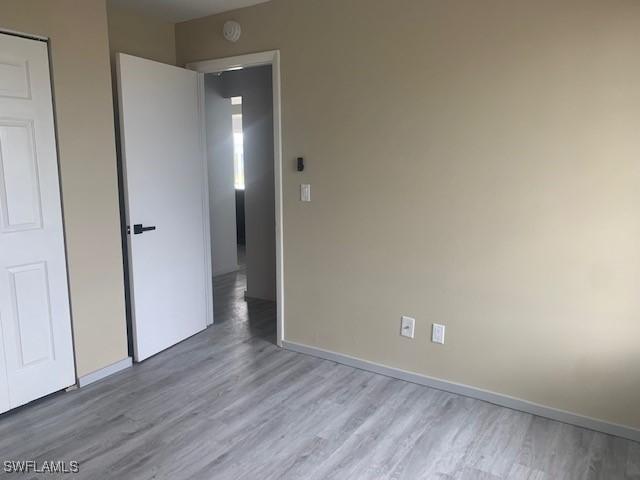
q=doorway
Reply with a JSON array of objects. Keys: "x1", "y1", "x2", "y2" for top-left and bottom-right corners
[
  {"x1": 116, "y1": 51, "x2": 283, "y2": 361},
  {"x1": 190, "y1": 51, "x2": 284, "y2": 346},
  {"x1": 204, "y1": 64, "x2": 277, "y2": 342}
]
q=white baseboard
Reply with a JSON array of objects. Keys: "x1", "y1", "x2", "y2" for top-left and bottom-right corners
[
  {"x1": 282, "y1": 340, "x2": 640, "y2": 443},
  {"x1": 213, "y1": 265, "x2": 239, "y2": 277},
  {"x1": 77, "y1": 357, "x2": 132, "y2": 388},
  {"x1": 244, "y1": 289, "x2": 276, "y2": 302}
]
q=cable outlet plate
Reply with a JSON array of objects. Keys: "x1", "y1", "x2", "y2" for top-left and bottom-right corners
[{"x1": 432, "y1": 323, "x2": 445, "y2": 344}]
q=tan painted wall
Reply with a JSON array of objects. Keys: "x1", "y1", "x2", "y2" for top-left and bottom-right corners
[
  {"x1": 176, "y1": 0, "x2": 640, "y2": 429},
  {"x1": 0, "y1": 0, "x2": 128, "y2": 377},
  {"x1": 107, "y1": 5, "x2": 176, "y2": 66}
]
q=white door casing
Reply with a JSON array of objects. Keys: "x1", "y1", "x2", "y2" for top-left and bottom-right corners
[
  {"x1": 0, "y1": 33, "x2": 75, "y2": 413},
  {"x1": 116, "y1": 53, "x2": 212, "y2": 362},
  {"x1": 186, "y1": 51, "x2": 284, "y2": 347}
]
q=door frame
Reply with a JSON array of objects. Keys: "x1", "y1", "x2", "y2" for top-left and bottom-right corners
[{"x1": 186, "y1": 51, "x2": 284, "y2": 347}]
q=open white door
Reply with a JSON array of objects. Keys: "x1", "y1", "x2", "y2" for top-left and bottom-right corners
[
  {"x1": 0, "y1": 33, "x2": 75, "y2": 412},
  {"x1": 117, "y1": 54, "x2": 212, "y2": 362}
]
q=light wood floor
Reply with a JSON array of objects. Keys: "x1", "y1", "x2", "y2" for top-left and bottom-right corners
[{"x1": 0, "y1": 265, "x2": 638, "y2": 479}]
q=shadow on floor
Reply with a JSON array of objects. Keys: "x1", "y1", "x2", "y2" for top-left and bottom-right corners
[{"x1": 212, "y1": 251, "x2": 276, "y2": 345}]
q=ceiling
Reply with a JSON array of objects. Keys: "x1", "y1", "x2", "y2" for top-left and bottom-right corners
[{"x1": 109, "y1": 0, "x2": 271, "y2": 23}]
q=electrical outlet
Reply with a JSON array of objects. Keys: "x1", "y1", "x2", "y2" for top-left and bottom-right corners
[
  {"x1": 400, "y1": 316, "x2": 415, "y2": 339},
  {"x1": 432, "y1": 323, "x2": 445, "y2": 344}
]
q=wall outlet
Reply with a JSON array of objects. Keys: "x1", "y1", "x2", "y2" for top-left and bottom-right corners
[
  {"x1": 432, "y1": 323, "x2": 445, "y2": 344},
  {"x1": 400, "y1": 316, "x2": 415, "y2": 339}
]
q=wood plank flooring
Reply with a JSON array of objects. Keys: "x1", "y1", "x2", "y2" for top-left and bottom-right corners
[{"x1": 0, "y1": 265, "x2": 638, "y2": 479}]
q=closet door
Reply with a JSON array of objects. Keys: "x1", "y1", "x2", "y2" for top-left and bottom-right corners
[{"x1": 0, "y1": 32, "x2": 75, "y2": 413}]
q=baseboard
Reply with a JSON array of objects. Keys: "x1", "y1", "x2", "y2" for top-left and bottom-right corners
[
  {"x1": 244, "y1": 290, "x2": 276, "y2": 302},
  {"x1": 282, "y1": 340, "x2": 640, "y2": 443},
  {"x1": 77, "y1": 357, "x2": 133, "y2": 388},
  {"x1": 213, "y1": 265, "x2": 239, "y2": 277}
]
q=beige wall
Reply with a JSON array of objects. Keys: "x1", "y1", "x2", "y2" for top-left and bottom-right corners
[
  {"x1": 107, "y1": 4, "x2": 176, "y2": 66},
  {"x1": 0, "y1": 0, "x2": 128, "y2": 377},
  {"x1": 177, "y1": 0, "x2": 640, "y2": 429}
]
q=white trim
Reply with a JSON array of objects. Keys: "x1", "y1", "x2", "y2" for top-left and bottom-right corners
[
  {"x1": 0, "y1": 28, "x2": 48, "y2": 42},
  {"x1": 187, "y1": 51, "x2": 285, "y2": 347},
  {"x1": 283, "y1": 341, "x2": 640, "y2": 443},
  {"x1": 186, "y1": 51, "x2": 277, "y2": 73},
  {"x1": 196, "y1": 73, "x2": 215, "y2": 327},
  {"x1": 77, "y1": 357, "x2": 132, "y2": 388}
]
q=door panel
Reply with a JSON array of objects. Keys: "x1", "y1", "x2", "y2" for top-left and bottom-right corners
[
  {"x1": 0, "y1": 119, "x2": 43, "y2": 231},
  {"x1": 8, "y1": 263, "x2": 54, "y2": 367},
  {"x1": 0, "y1": 322, "x2": 8, "y2": 412},
  {"x1": 0, "y1": 58, "x2": 30, "y2": 99},
  {"x1": 117, "y1": 53, "x2": 212, "y2": 362},
  {"x1": 0, "y1": 33, "x2": 75, "y2": 413}
]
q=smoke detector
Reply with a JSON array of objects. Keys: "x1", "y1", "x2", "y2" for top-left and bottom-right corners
[{"x1": 223, "y1": 21, "x2": 242, "y2": 42}]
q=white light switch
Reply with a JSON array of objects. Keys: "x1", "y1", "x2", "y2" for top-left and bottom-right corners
[
  {"x1": 400, "y1": 316, "x2": 415, "y2": 339},
  {"x1": 301, "y1": 184, "x2": 311, "y2": 202},
  {"x1": 432, "y1": 323, "x2": 445, "y2": 344}
]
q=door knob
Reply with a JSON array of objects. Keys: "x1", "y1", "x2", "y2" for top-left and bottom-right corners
[{"x1": 129, "y1": 224, "x2": 156, "y2": 235}]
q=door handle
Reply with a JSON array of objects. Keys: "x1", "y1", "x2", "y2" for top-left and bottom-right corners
[{"x1": 129, "y1": 224, "x2": 156, "y2": 235}]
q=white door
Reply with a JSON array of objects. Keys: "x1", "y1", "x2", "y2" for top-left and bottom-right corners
[
  {"x1": 0, "y1": 33, "x2": 75, "y2": 413},
  {"x1": 116, "y1": 53, "x2": 212, "y2": 362}
]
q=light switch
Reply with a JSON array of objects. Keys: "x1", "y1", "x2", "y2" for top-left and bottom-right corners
[
  {"x1": 400, "y1": 316, "x2": 415, "y2": 339},
  {"x1": 301, "y1": 184, "x2": 311, "y2": 202}
]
